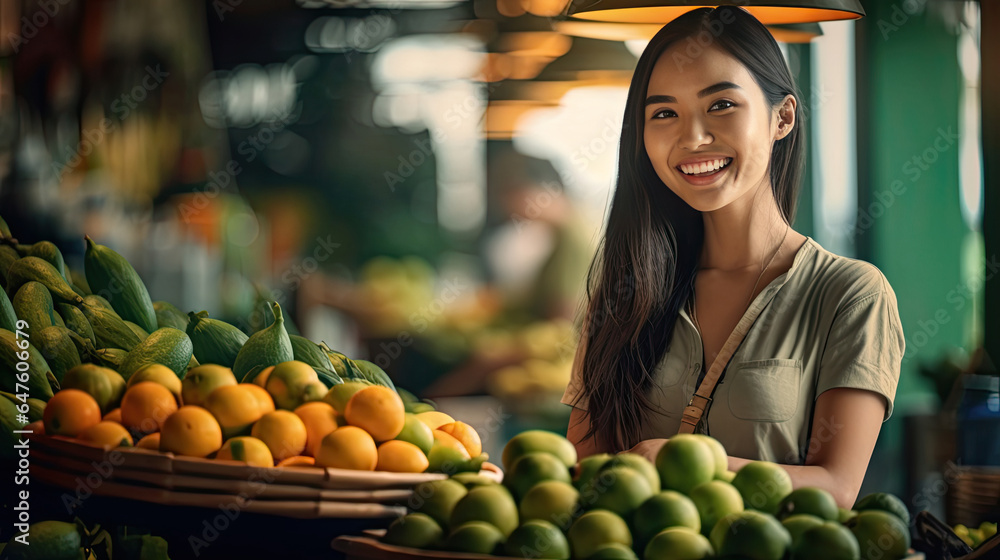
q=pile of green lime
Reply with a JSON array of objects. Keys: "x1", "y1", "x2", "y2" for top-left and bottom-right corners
[
  {"x1": 954, "y1": 521, "x2": 997, "y2": 548},
  {"x1": 381, "y1": 430, "x2": 913, "y2": 560}
]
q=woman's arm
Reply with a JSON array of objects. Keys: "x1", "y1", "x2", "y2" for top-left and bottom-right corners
[
  {"x1": 624, "y1": 387, "x2": 886, "y2": 509},
  {"x1": 567, "y1": 407, "x2": 612, "y2": 458},
  {"x1": 738, "y1": 386, "x2": 886, "y2": 509}
]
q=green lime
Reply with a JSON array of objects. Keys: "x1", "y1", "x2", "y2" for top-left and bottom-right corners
[
  {"x1": 689, "y1": 480, "x2": 744, "y2": 537},
  {"x1": 584, "y1": 543, "x2": 638, "y2": 560},
  {"x1": 731, "y1": 461, "x2": 793, "y2": 515},
  {"x1": 777, "y1": 487, "x2": 839, "y2": 521},
  {"x1": 567, "y1": 510, "x2": 632, "y2": 560},
  {"x1": 781, "y1": 513, "x2": 825, "y2": 545},
  {"x1": 506, "y1": 452, "x2": 572, "y2": 500},
  {"x1": 710, "y1": 510, "x2": 791, "y2": 560},
  {"x1": 792, "y1": 521, "x2": 860, "y2": 560},
  {"x1": 845, "y1": 510, "x2": 910, "y2": 560},
  {"x1": 644, "y1": 527, "x2": 714, "y2": 560},
  {"x1": 631, "y1": 490, "x2": 702, "y2": 551},
  {"x1": 574, "y1": 454, "x2": 613, "y2": 490},
  {"x1": 450, "y1": 485, "x2": 519, "y2": 537},
  {"x1": 693, "y1": 434, "x2": 729, "y2": 479},
  {"x1": 656, "y1": 434, "x2": 716, "y2": 494},
  {"x1": 853, "y1": 493, "x2": 910, "y2": 525},
  {"x1": 782, "y1": 514, "x2": 825, "y2": 545},
  {"x1": 599, "y1": 453, "x2": 660, "y2": 494},
  {"x1": 394, "y1": 413, "x2": 433, "y2": 454},
  {"x1": 520, "y1": 480, "x2": 580, "y2": 530},
  {"x1": 411, "y1": 479, "x2": 467, "y2": 529},
  {"x1": 444, "y1": 521, "x2": 505, "y2": 554},
  {"x1": 502, "y1": 430, "x2": 577, "y2": 470},
  {"x1": 427, "y1": 444, "x2": 469, "y2": 474},
  {"x1": 383, "y1": 513, "x2": 443, "y2": 549},
  {"x1": 322, "y1": 380, "x2": 371, "y2": 413},
  {"x1": 585, "y1": 466, "x2": 654, "y2": 518},
  {"x1": 5, "y1": 520, "x2": 82, "y2": 560},
  {"x1": 505, "y1": 520, "x2": 571, "y2": 560}
]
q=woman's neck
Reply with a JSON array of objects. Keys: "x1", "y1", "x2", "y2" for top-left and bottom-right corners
[{"x1": 698, "y1": 183, "x2": 790, "y2": 272}]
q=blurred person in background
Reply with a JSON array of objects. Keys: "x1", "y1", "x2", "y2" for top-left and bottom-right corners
[
  {"x1": 483, "y1": 149, "x2": 594, "y2": 324},
  {"x1": 422, "y1": 150, "x2": 595, "y2": 399}
]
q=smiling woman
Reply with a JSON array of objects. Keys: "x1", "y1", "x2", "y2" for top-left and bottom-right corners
[{"x1": 561, "y1": 5, "x2": 905, "y2": 509}]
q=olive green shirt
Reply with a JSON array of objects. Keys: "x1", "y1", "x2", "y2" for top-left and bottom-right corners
[{"x1": 561, "y1": 237, "x2": 905, "y2": 464}]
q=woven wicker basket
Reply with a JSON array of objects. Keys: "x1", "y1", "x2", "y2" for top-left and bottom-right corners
[
  {"x1": 947, "y1": 465, "x2": 1000, "y2": 527},
  {"x1": 26, "y1": 430, "x2": 502, "y2": 519}
]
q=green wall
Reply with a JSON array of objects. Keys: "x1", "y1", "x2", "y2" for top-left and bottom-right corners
[
  {"x1": 854, "y1": 0, "x2": 968, "y2": 497},
  {"x1": 786, "y1": 43, "x2": 816, "y2": 238},
  {"x1": 856, "y1": 0, "x2": 966, "y2": 407}
]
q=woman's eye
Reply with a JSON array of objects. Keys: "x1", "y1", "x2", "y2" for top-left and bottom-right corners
[
  {"x1": 651, "y1": 109, "x2": 676, "y2": 119},
  {"x1": 710, "y1": 100, "x2": 735, "y2": 111}
]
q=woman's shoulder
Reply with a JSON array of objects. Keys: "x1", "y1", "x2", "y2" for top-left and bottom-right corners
[{"x1": 804, "y1": 239, "x2": 897, "y2": 308}]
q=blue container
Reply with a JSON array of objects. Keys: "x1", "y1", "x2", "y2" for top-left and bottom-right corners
[{"x1": 956, "y1": 374, "x2": 1000, "y2": 466}]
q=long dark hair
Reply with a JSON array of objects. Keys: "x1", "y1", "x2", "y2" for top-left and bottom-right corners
[{"x1": 572, "y1": 6, "x2": 805, "y2": 451}]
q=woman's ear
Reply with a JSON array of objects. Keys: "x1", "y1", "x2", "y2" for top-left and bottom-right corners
[{"x1": 774, "y1": 94, "x2": 796, "y2": 141}]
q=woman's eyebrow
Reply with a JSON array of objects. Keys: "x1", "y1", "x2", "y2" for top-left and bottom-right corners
[{"x1": 644, "y1": 81, "x2": 743, "y2": 106}]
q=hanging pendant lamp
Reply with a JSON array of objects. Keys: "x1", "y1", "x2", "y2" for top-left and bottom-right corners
[
  {"x1": 470, "y1": 13, "x2": 573, "y2": 81},
  {"x1": 485, "y1": 35, "x2": 636, "y2": 137},
  {"x1": 554, "y1": 18, "x2": 823, "y2": 43},
  {"x1": 566, "y1": 0, "x2": 864, "y2": 25}
]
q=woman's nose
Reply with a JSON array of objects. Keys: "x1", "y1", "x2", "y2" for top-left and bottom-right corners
[{"x1": 679, "y1": 117, "x2": 713, "y2": 150}]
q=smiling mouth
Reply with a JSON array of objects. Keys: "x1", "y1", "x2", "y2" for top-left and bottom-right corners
[{"x1": 676, "y1": 158, "x2": 733, "y2": 177}]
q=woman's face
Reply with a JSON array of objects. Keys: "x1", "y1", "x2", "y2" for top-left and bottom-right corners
[{"x1": 643, "y1": 43, "x2": 793, "y2": 212}]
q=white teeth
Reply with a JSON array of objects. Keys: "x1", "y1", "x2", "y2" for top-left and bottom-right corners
[{"x1": 679, "y1": 158, "x2": 731, "y2": 175}]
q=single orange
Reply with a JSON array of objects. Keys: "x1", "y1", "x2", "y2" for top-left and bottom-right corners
[
  {"x1": 252, "y1": 410, "x2": 308, "y2": 461},
  {"x1": 120, "y1": 382, "x2": 178, "y2": 434},
  {"x1": 433, "y1": 429, "x2": 471, "y2": 457},
  {"x1": 217, "y1": 436, "x2": 274, "y2": 467},
  {"x1": 181, "y1": 365, "x2": 238, "y2": 407},
  {"x1": 136, "y1": 432, "x2": 161, "y2": 450},
  {"x1": 77, "y1": 421, "x2": 133, "y2": 449},
  {"x1": 265, "y1": 360, "x2": 322, "y2": 410},
  {"x1": 127, "y1": 364, "x2": 182, "y2": 400},
  {"x1": 437, "y1": 421, "x2": 482, "y2": 457},
  {"x1": 277, "y1": 455, "x2": 316, "y2": 468},
  {"x1": 25, "y1": 420, "x2": 44, "y2": 435},
  {"x1": 253, "y1": 366, "x2": 275, "y2": 388},
  {"x1": 159, "y1": 406, "x2": 224, "y2": 458},
  {"x1": 344, "y1": 386, "x2": 405, "y2": 441},
  {"x1": 294, "y1": 402, "x2": 340, "y2": 457},
  {"x1": 377, "y1": 440, "x2": 429, "y2": 473},
  {"x1": 315, "y1": 426, "x2": 378, "y2": 471},
  {"x1": 243, "y1": 383, "x2": 276, "y2": 415},
  {"x1": 43, "y1": 389, "x2": 102, "y2": 437},
  {"x1": 204, "y1": 384, "x2": 269, "y2": 439}
]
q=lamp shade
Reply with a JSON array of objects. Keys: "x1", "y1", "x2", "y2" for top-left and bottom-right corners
[
  {"x1": 533, "y1": 36, "x2": 637, "y2": 81},
  {"x1": 555, "y1": 18, "x2": 822, "y2": 43},
  {"x1": 470, "y1": 15, "x2": 573, "y2": 81},
  {"x1": 567, "y1": 0, "x2": 864, "y2": 25}
]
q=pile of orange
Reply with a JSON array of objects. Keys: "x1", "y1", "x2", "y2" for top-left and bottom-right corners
[{"x1": 38, "y1": 361, "x2": 483, "y2": 474}]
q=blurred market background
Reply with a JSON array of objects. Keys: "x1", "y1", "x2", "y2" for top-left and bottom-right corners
[{"x1": 1, "y1": 0, "x2": 998, "y2": 527}]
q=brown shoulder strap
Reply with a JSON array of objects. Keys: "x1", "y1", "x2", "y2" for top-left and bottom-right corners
[{"x1": 677, "y1": 291, "x2": 775, "y2": 434}]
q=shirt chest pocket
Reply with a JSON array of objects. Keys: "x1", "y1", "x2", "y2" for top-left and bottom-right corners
[{"x1": 726, "y1": 359, "x2": 802, "y2": 422}]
